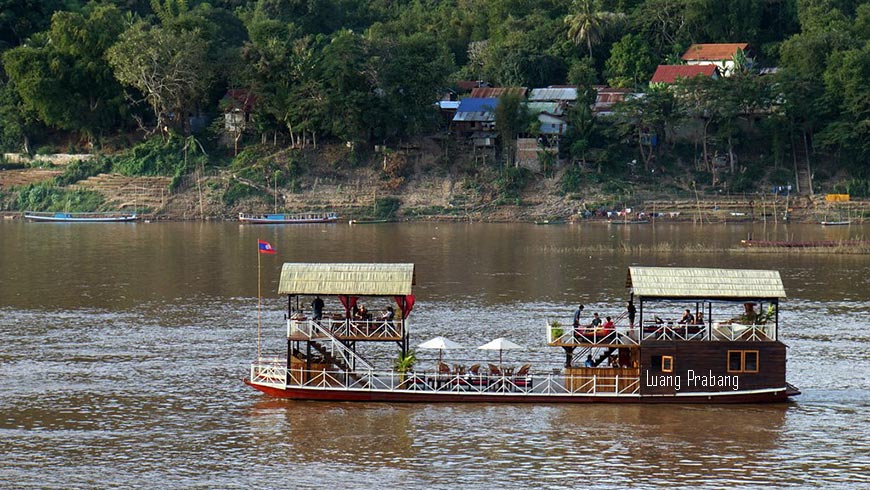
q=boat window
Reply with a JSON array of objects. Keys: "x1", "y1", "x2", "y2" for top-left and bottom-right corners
[
  {"x1": 662, "y1": 355, "x2": 673, "y2": 373},
  {"x1": 727, "y1": 350, "x2": 759, "y2": 373},
  {"x1": 650, "y1": 355, "x2": 673, "y2": 372},
  {"x1": 727, "y1": 351, "x2": 743, "y2": 372},
  {"x1": 743, "y1": 351, "x2": 759, "y2": 373}
]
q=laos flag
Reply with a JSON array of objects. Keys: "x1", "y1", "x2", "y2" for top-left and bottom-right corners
[{"x1": 258, "y1": 239, "x2": 276, "y2": 254}]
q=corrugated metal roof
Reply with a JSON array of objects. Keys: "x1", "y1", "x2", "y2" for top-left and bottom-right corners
[
  {"x1": 529, "y1": 88, "x2": 577, "y2": 102},
  {"x1": 526, "y1": 101, "x2": 563, "y2": 116},
  {"x1": 681, "y1": 43, "x2": 749, "y2": 61},
  {"x1": 278, "y1": 263, "x2": 415, "y2": 296},
  {"x1": 650, "y1": 64, "x2": 718, "y2": 84},
  {"x1": 469, "y1": 87, "x2": 527, "y2": 98},
  {"x1": 627, "y1": 267, "x2": 786, "y2": 299}
]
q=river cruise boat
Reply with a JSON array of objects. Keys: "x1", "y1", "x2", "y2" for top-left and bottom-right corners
[
  {"x1": 245, "y1": 264, "x2": 800, "y2": 403},
  {"x1": 24, "y1": 211, "x2": 138, "y2": 222},
  {"x1": 238, "y1": 212, "x2": 338, "y2": 224}
]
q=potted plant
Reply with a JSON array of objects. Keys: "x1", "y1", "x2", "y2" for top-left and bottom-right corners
[
  {"x1": 394, "y1": 349, "x2": 417, "y2": 383},
  {"x1": 550, "y1": 320, "x2": 564, "y2": 342}
]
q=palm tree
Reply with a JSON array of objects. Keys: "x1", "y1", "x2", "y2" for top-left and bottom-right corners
[{"x1": 564, "y1": 0, "x2": 624, "y2": 57}]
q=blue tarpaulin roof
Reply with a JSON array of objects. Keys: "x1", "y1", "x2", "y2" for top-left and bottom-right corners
[{"x1": 453, "y1": 97, "x2": 499, "y2": 122}]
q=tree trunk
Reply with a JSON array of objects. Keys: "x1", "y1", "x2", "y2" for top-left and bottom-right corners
[
  {"x1": 701, "y1": 119, "x2": 711, "y2": 169},
  {"x1": 728, "y1": 135, "x2": 735, "y2": 174},
  {"x1": 803, "y1": 131, "x2": 813, "y2": 197}
]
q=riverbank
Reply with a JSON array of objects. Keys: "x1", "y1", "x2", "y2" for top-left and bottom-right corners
[{"x1": 2, "y1": 145, "x2": 868, "y2": 224}]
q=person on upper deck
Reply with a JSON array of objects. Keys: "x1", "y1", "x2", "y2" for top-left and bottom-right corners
[
  {"x1": 590, "y1": 313, "x2": 602, "y2": 329},
  {"x1": 678, "y1": 309, "x2": 695, "y2": 324},
  {"x1": 573, "y1": 304, "x2": 585, "y2": 339},
  {"x1": 601, "y1": 316, "x2": 615, "y2": 331},
  {"x1": 378, "y1": 306, "x2": 395, "y2": 321},
  {"x1": 627, "y1": 300, "x2": 636, "y2": 328},
  {"x1": 312, "y1": 296, "x2": 324, "y2": 321},
  {"x1": 695, "y1": 311, "x2": 704, "y2": 325}
]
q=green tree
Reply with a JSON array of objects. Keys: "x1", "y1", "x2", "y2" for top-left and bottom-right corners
[
  {"x1": 107, "y1": 22, "x2": 214, "y2": 135},
  {"x1": 612, "y1": 85, "x2": 677, "y2": 171},
  {"x1": 564, "y1": 0, "x2": 625, "y2": 58},
  {"x1": 604, "y1": 34, "x2": 656, "y2": 88},
  {"x1": 494, "y1": 92, "x2": 531, "y2": 167},
  {"x1": 2, "y1": 5, "x2": 127, "y2": 145}
]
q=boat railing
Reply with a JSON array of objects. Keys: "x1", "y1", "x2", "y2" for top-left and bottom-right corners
[
  {"x1": 711, "y1": 322, "x2": 776, "y2": 341},
  {"x1": 641, "y1": 323, "x2": 709, "y2": 341},
  {"x1": 307, "y1": 321, "x2": 375, "y2": 371},
  {"x1": 547, "y1": 323, "x2": 640, "y2": 346},
  {"x1": 252, "y1": 364, "x2": 642, "y2": 396},
  {"x1": 329, "y1": 319, "x2": 404, "y2": 339},
  {"x1": 250, "y1": 357, "x2": 288, "y2": 388}
]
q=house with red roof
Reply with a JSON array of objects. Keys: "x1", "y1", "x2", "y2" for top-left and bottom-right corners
[
  {"x1": 650, "y1": 65, "x2": 719, "y2": 85},
  {"x1": 681, "y1": 43, "x2": 751, "y2": 76}
]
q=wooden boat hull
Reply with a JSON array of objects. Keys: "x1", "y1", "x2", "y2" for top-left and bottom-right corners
[
  {"x1": 349, "y1": 219, "x2": 391, "y2": 224},
  {"x1": 608, "y1": 220, "x2": 649, "y2": 225},
  {"x1": 741, "y1": 239, "x2": 870, "y2": 248},
  {"x1": 24, "y1": 212, "x2": 138, "y2": 222},
  {"x1": 244, "y1": 379, "x2": 796, "y2": 403}
]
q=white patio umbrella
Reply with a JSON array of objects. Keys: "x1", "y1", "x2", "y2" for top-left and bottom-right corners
[
  {"x1": 417, "y1": 336, "x2": 464, "y2": 363},
  {"x1": 477, "y1": 337, "x2": 524, "y2": 366}
]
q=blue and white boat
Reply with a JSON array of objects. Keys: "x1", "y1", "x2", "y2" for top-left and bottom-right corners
[
  {"x1": 24, "y1": 211, "x2": 138, "y2": 222},
  {"x1": 239, "y1": 212, "x2": 339, "y2": 224}
]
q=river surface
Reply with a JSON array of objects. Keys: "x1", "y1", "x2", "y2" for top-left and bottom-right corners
[{"x1": 0, "y1": 220, "x2": 868, "y2": 488}]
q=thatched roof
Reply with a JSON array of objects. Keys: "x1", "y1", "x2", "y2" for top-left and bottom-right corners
[
  {"x1": 627, "y1": 267, "x2": 786, "y2": 300},
  {"x1": 278, "y1": 263, "x2": 415, "y2": 296}
]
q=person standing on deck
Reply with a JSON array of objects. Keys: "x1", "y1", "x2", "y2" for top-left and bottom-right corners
[
  {"x1": 627, "y1": 300, "x2": 636, "y2": 328},
  {"x1": 573, "y1": 304, "x2": 585, "y2": 338},
  {"x1": 312, "y1": 296, "x2": 324, "y2": 321}
]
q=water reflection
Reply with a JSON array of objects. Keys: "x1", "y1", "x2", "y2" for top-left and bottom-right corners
[{"x1": 0, "y1": 221, "x2": 867, "y2": 488}]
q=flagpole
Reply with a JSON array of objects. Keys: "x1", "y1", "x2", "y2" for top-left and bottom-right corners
[{"x1": 257, "y1": 238, "x2": 262, "y2": 360}]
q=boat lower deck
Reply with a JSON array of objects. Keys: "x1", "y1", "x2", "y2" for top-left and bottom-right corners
[{"x1": 246, "y1": 361, "x2": 795, "y2": 403}]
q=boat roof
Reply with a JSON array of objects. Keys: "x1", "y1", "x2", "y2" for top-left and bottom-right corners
[
  {"x1": 626, "y1": 267, "x2": 786, "y2": 300},
  {"x1": 278, "y1": 263, "x2": 415, "y2": 296}
]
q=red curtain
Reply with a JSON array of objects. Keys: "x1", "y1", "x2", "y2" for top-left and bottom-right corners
[
  {"x1": 339, "y1": 295, "x2": 358, "y2": 316},
  {"x1": 394, "y1": 295, "x2": 415, "y2": 318}
]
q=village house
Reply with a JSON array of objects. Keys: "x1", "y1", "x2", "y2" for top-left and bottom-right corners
[
  {"x1": 650, "y1": 64, "x2": 720, "y2": 86},
  {"x1": 681, "y1": 43, "x2": 752, "y2": 77}
]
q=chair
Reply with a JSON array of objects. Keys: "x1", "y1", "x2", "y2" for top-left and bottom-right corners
[
  {"x1": 513, "y1": 363, "x2": 532, "y2": 390},
  {"x1": 488, "y1": 363, "x2": 501, "y2": 376},
  {"x1": 437, "y1": 361, "x2": 451, "y2": 374},
  {"x1": 465, "y1": 363, "x2": 487, "y2": 388}
]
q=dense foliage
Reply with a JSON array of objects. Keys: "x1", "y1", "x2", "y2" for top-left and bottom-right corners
[{"x1": 0, "y1": 0, "x2": 867, "y2": 195}]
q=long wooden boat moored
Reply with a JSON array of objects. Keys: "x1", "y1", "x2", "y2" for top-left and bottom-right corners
[
  {"x1": 239, "y1": 212, "x2": 338, "y2": 224},
  {"x1": 245, "y1": 264, "x2": 800, "y2": 403},
  {"x1": 24, "y1": 211, "x2": 138, "y2": 222},
  {"x1": 741, "y1": 239, "x2": 870, "y2": 248}
]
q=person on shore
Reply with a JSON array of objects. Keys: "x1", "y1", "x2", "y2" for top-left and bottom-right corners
[
  {"x1": 312, "y1": 296, "x2": 324, "y2": 321},
  {"x1": 627, "y1": 300, "x2": 636, "y2": 328}
]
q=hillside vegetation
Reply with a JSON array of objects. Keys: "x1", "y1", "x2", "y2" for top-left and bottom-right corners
[{"x1": 0, "y1": 0, "x2": 867, "y2": 216}]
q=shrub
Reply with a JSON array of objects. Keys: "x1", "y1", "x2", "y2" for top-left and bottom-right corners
[
  {"x1": 374, "y1": 196, "x2": 401, "y2": 219},
  {"x1": 15, "y1": 183, "x2": 104, "y2": 211},
  {"x1": 54, "y1": 157, "x2": 112, "y2": 186}
]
